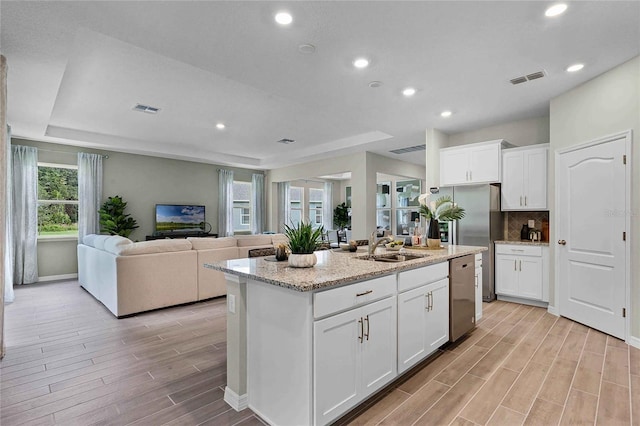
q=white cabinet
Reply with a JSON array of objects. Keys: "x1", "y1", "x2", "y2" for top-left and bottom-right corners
[
  {"x1": 397, "y1": 263, "x2": 449, "y2": 374},
  {"x1": 440, "y1": 140, "x2": 510, "y2": 186},
  {"x1": 501, "y1": 145, "x2": 549, "y2": 211},
  {"x1": 314, "y1": 297, "x2": 396, "y2": 425},
  {"x1": 495, "y1": 244, "x2": 549, "y2": 303},
  {"x1": 475, "y1": 253, "x2": 483, "y2": 320}
]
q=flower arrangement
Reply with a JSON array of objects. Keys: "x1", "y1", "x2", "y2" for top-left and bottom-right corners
[{"x1": 417, "y1": 194, "x2": 466, "y2": 222}]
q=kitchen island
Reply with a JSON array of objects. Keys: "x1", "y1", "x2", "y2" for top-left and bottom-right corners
[{"x1": 206, "y1": 244, "x2": 486, "y2": 426}]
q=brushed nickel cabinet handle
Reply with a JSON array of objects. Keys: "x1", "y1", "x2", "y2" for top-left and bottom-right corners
[
  {"x1": 514, "y1": 260, "x2": 517, "y2": 271},
  {"x1": 356, "y1": 290, "x2": 373, "y2": 297},
  {"x1": 425, "y1": 293, "x2": 430, "y2": 310},
  {"x1": 429, "y1": 292, "x2": 434, "y2": 311},
  {"x1": 520, "y1": 196, "x2": 523, "y2": 206},
  {"x1": 358, "y1": 318, "x2": 363, "y2": 343},
  {"x1": 524, "y1": 196, "x2": 527, "y2": 206},
  {"x1": 519, "y1": 260, "x2": 522, "y2": 271},
  {"x1": 364, "y1": 315, "x2": 370, "y2": 341}
]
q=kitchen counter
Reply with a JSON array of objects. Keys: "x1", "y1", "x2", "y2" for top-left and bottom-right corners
[
  {"x1": 494, "y1": 240, "x2": 549, "y2": 246},
  {"x1": 205, "y1": 244, "x2": 486, "y2": 292}
]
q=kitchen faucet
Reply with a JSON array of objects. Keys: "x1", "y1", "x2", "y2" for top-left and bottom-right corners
[{"x1": 368, "y1": 231, "x2": 393, "y2": 256}]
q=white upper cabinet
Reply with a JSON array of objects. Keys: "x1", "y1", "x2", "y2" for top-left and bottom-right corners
[
  {"x1": 440, "y1": 140, "x2": 511, "y2": 186},
  {"x1": 501, "y1": 144, "x2": 549, "y2": 211}
]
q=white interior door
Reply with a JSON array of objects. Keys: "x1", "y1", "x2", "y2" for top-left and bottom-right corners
[{"x1": 557, "y1": 135, "x2": 628, "y2": 339}]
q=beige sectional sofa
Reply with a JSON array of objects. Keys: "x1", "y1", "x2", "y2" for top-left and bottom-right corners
[{"x1": 78, "y1": 233, "x2": 286, "y2": 317}]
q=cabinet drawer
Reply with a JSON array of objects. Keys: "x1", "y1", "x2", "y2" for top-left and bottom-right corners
[
  {"x1": 398, "y1": 262, "x2": 449, "y2": 293},
  {"x1": 495, "y1": 244, "x2": 542, "y2": 257},
  {"x1": 314, "y1": 274, "x2": 396, "y2": 319}
]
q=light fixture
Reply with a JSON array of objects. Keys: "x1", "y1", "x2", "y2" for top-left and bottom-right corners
[
  {"x1": 216, "y1": 123, "x2": 226, "y2": 130},
  {"x1": 275, "y1": 12, "x2": 293, "y2": 25},
  {"x1": 545, "y1": 3, "x2": 567, "y2": 17},
  {"x1": 298, "y1": 44, "x2": 316, "y2": 54},
  {"x1": 368, "y1": 81, "x2": 383, "y2": 88},
  {"x1": 566, "y1": 63, "x2": 584, "y2": 72},
  {"x1": 353, "y1": 58, "x2": 369, "y2": 69},
  {"x1": 402, "y1": 87, "x2": 416, "y2": 97},
  {"x1": 440, "y1": 110, "x2": 452, "y2": 118}
]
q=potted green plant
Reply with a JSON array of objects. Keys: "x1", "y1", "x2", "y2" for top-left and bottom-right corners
[
  {"x1": 419, "y1": 195, "x2": 465, "y2": 247},
  {"x1": 99, "y1": 195, "x2": 139, "y2": 238},
  {"x1": 283, "y1": 221, "x2": 325, "y2": 268},
  {"x1": 333, "y1": 202, "x2": 350, "y2": 230}
]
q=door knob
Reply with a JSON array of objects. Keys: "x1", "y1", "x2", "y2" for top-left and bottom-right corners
[{"x1": 558, "y1": 239, "x2": 566, "y2": 245}]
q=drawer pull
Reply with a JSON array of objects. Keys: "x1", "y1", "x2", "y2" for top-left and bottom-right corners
[
  {"x1": 358, "y1": 318, "x2": 363, "y2": 343},
  {"x1": 356, "y1": 290, "x2": 373, "y2": 297},
  {"x1": 511, "y1": 249, "x2": 525, "y2": 252}
]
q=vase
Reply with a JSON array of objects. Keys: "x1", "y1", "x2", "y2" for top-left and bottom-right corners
[
  {"x1": 288, "y1": 253, "x2": 317, "y2": 268},
  {"x1": 427, "y1": 218, "x2": 441, "y2": 248}
]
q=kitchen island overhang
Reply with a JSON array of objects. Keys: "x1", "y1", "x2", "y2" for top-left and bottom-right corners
[{"x1": 205, "y1": 245, "x2": 487, "y2": 425}]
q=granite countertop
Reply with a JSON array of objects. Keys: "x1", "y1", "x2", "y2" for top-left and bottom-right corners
[
  {"x1": 494, "y1": 240, "x2": 550, "y2": 246},
  {"x1": 205, "y1": 245, "x2": 487, "y2": 292}
]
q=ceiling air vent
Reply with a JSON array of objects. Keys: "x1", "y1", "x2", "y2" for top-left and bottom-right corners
[
  {"x1": 510, "y1": 70, "x2": 546, "y2": 85},
  {"x1": 133, "y1": 103, "x2": 160, "y2": 114},
  {"x1": 277, "y1": 138, "x2": 296, "y2": 144},
  {"x1": 389, "y1": 144, "x2": 426, "y2": 155}
]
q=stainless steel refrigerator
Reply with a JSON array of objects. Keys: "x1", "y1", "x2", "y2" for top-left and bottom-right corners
[{"x1": 436, "y1": 184, "x2": 503, "y2": 302}]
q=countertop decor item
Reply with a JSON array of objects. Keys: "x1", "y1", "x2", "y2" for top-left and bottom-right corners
[
  {"x1": 283, "y1": 221, "x2": 324, "y2": 268},
  {"x1": 418, "y1": 194, "x2": 466, "y2": 247}
]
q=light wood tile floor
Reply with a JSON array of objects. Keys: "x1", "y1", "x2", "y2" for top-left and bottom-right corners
[{"x1": 1, "y1": 280, "x2": 639, "y2": 425}]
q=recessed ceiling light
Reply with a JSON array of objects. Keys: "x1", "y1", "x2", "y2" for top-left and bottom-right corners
[
  {"x1": 275, "y1": 12, "x2": 293, "y2": 25},
  {"x1": 545, "y1": 3, "x2": 567, "y2": 17},
  {"x1": 298, "y1": 44, "x2": 316, "y2": 54},
  {"x1": 440, "y1": 110, "x2": 452, "y2": 118},
  {"x1": 216, "y1": 123, "x2": 225, "y2": 130},
  {"x1": 402, "y1": 87, "x2": 416, "y2": 97},
  {"x1": 566, "y1": 63, "x2": 584, "y2": 72},
  {"x1": 353, "y1": 58, "x2": 369, "y2": 69},
  {"x1": 368, "y1": 81, "x2": 383, "y2": 88}
]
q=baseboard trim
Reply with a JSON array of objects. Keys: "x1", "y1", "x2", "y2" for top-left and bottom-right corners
[
  {"x1": 547, "y1": 304, "x2": 558, "y2": 316},
  {"x1": 628, "y1": 335, "x2": 640, "y2": 349},
  {"x1": 224, "y1": 386, "x2": 248, "y2": 411},
  {"x1": 38, "y1": 273, "x2": 78, "y2": 283},
  {"x1": 497, "y1": 295, "x2": 548, "y2": 309}
]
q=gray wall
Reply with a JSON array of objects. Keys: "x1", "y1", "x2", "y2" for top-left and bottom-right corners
[
  {"x1": 12, "y1": 138, "x2": 260, "y2": 278},
  {"x1": 549, "y1": 56, "x2": 639, "y2": 340}
]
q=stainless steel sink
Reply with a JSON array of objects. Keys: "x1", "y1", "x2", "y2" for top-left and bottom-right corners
[{"x1": 357, "y1": 253, "x2": 425, "y2": 263}]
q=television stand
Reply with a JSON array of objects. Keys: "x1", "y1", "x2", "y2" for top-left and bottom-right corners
[{"x1": 145, "y1": 232, "x2": 218, "y2": 241}]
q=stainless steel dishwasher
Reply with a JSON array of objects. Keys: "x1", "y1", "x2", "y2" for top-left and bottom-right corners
[{"x1": 449, "y1": 254, "x2": 476, "y2": 342}]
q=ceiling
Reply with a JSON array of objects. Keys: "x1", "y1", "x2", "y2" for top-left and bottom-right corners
[{"x1": 2, "y1": 1, "x2": 639, "y2": 170}]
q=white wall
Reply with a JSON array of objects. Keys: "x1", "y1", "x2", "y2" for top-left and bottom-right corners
[
  {"x1": 447, "y1": 116, "x2": 550, "y2": 148},
  {"x1": 549, "y1": 56, "x2": 640, "y2": 340},
  {"x1": 425, "y1": 128, "x2": 448, "y2": 189}
]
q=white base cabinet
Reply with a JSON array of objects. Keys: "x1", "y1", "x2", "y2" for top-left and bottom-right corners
[
  {"x1": 495, "y1": 244, "x2": 549, "y2": 303},
  {"x1": 314, "y1": 297, "x2": 396, "y2": 425}
]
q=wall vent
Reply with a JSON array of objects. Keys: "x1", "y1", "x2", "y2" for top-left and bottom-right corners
[
  {"x1": 390, "y1": 145, "x2": 426, "y2": 155},
  {"x1": 133, "y1": 104, "x2": 160, "y2": 114},
  {"x1": 510, "y1": 70, "x2": 546, "y2": 85},
  {"x1": 277, "y1": 138, "x2": 296, "y2": 144}
]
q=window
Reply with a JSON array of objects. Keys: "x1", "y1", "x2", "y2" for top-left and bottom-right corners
[
  {"x1": 232, "y1": 181, "x2": 251, "y2": 232},
  {"x1": 289, "y1": 186, "x2": 303, "y2": 227},
  {"x1": 308, "y1": 188, "x2": 323, "y2": 229},
  {"x1": 37, "y1": 163, "x2": 79, "y2": 238},
  {"x1": 395, "y1": 179, "x2": 421, "y2": 236}
]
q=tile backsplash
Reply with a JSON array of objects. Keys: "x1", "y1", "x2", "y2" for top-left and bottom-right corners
[{"x1": 504, "y1": 211, "x2": 550, "y2": 241}]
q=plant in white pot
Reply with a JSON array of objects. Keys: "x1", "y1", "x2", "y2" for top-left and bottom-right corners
[
  {"x1": 283, "y1": 221, "x2": 325, "y2": 268},
  {"x1": 418, "y1": 194, "x2": 466, "y2": 248}
]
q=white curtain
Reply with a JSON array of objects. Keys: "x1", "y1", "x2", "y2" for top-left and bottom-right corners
[
  {"x1": 218, "y1": 169, "x2": 234, "y2": 237},
  {"x1": 323, "y1": 182, "x2": 333, "y2": 231},
  {"x1": 251, "y1": 173, "x2": 264, "y2": 235},
  {"x1": 77, "y1": 152, "x2": 103, "y2": 243},
  {"x1": 11, "y1": 145, "x2": 38, "y2": 285},
  {"x1": 4, "y1": 126, "x2": 14, "y2": 303},
  {"x1": 277, "y1": 181, "x2": 290, "y2": 233}
]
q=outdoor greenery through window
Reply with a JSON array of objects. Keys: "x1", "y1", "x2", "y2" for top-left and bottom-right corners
[
  {"x1": 232, "y1": 181, "x2": 251, "y2": 232},
  {"x1": 38, "y1": 163, "x2": 78, "y2": 238}
]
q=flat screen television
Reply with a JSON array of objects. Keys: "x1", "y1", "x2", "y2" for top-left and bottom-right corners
[{"x1": 155, "y1": 204, "x2": 206, "y2": 233}]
